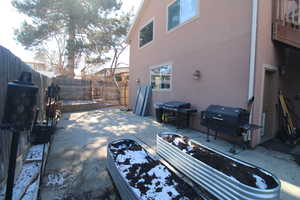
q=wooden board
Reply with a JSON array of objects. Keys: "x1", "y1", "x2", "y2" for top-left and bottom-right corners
[{"x1": 273, "y1": 23, "x2": 300, "y2": 49}]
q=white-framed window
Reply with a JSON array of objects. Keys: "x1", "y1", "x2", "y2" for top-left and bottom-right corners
[
  {"x1": 168, "y1": 0, "x2": 198, "y2": 31},
  {"x1": 139, "y1": 20, "x2": 154, "y2": 48},
  {"x1": 150, "y1": 64, "x2": 172, "y2": 90}
]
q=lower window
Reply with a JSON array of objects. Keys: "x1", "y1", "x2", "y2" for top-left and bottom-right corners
[{"x1": 150, "y1": 64, "x2": 172, "y2": 90}]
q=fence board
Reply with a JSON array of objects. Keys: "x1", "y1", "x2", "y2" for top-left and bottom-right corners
[{"x1": 0, "y1": 45, "x2": 51, "y2": 186}]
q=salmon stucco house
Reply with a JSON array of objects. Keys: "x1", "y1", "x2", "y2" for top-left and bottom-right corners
[{"x1": 127, "y1": 0, "x2": 300, "y2": 148}]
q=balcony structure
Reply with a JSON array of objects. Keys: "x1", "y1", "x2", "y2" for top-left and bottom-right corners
[{"x1": 273, "y1": 0, "x2": 300, "y2": 48}]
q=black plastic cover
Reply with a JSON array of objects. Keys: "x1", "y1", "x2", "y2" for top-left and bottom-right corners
[{"x1": 2, "y1": 72, "x2": 39, "y2": 130}]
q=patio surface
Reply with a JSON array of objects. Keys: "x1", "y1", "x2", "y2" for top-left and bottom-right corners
[{"x1": 40, "y1": 107, "x2": 300, "y2": 200}]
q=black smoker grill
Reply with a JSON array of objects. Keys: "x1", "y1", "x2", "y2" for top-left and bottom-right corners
[
  {"x1": 201, "y1": 105, "x2": 260, "y2": 151},
  {"x1": 156, "y1": 101, "x2": 197, "y2": 128}
]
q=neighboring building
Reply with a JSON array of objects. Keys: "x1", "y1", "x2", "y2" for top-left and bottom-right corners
[
  {"x1": 26, "y1": 61, "x2": 55, "y2": 77},
  {"x1": 94, "y1": 67, "x2": 129, "y2": 81},
  {"x1": 128, "y1": 0, "x2": 300, "y2": 147},
  {"x1": 26, "y1": 61, "x2": 48, "y2": 71},
  {"x1": 81, "y1": 66, "x2": 129, "y2": 81}
]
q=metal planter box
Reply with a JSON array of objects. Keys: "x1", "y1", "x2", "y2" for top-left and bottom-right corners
[
  {"x1": 107, "y1": 139, "x2": 206, "y2": 200},
  {"x1": 107, "y1": 144, "x2": 140, "y2": 200},
  {"x1": 157, "y1": 132, "x2": 281, "y2": 200}
]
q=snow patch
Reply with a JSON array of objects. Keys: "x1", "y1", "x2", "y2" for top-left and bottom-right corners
[
  {"x1": 113, "y1": 145, "x2": 193, "y2": 200},
  {"x1": 46, "y1": 172, "x2": 65, "y2": 186},
  {"x1": 173, "y1": 137, "x2": 185, "y2": 146},
  {"x1": 13, "y1": 162, "x2": 41, "y2": 200},
  {"x1": 253, "y1": 175, "x2": 267, "y2": 189},
  {"x1": 26, "y1": 144, "x2": 44, "y2": 161},
  {"x1": 231, "y1": 162, "x2": 237, "y2": 167},
  {"x1": 21, "y1": 180, "x2": 39, "y2": 200},
  {"x1": 116, "y1": 150, "x2": 149, "y2": 165},
  {"x1": 110, "y1": 143, "x2": 128, "y2": 150},
  {"x1": 143, "y1": 164, "x2": 181, "y2": 200}
]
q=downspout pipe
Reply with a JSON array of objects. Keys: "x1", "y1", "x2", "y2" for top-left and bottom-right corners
[
  {"x1": 248, "y1": 0, "x2": 259, "y2": 147},
  {"x1": 248, "y1": 0, "x2": 258, "y2": 101}
]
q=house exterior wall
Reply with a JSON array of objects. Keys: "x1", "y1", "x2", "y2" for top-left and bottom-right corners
[
  {"x1": 129, "y1": 0, "x2": 252, "y2": 131},
  {"x1": 251, "y1": 0, "x2": 283, "y2": 147}
]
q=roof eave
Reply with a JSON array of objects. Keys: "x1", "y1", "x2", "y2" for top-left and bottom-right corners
[{"x1": 126, "y1": 0, "x2": 147, "y2": 42}]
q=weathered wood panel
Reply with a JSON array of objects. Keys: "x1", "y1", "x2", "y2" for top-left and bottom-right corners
[
  {"x1": 273, "y1": 23, "x2": 300, "y2": 48},
  {"x1": 120, "y1": 82, "x2": 129, "y2": 106},
  {"x1": 53, "y1": 77, "x2": 92, "y2": 100},
  {"x1": 0, "y1": 46, "x2": 51, "y2": 186}
]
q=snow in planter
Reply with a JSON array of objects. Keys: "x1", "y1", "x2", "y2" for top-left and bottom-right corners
[
  {"x1": 109, "y1": 140, "x2": 202, "y2": 200},
  {"x1": 253, "y1": 175, "x2": 267, "y2": 189},
  {"x1": 161, "y1": 134, "x2": 279, "y2": 190},
  {"x1": 116, "y1": 150, "x2": 149, "y2": 165}
]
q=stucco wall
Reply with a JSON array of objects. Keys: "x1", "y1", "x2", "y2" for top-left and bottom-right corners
[
  {"x1": 251, "y1": 0, "x2": 283, "y2": 146},
  {"x1": 129, "y1": 0, "x2": 252, "y2": 130}
]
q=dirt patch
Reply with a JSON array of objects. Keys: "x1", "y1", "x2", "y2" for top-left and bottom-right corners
[{"x1": 162, "y1": 135, "x2": 278, "y2": 189}]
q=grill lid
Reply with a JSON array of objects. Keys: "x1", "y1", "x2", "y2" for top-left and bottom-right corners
[
  {"x1": 163, "y1": 101, "x2": 191, "y2": 109},
  {"x1": 206, "y1": 105, "x2": 247, "y2": 118}
]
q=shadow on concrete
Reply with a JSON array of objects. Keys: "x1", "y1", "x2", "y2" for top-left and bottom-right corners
[{"x1": 40, "y1": 107, "x2": 300, "y2": 200}]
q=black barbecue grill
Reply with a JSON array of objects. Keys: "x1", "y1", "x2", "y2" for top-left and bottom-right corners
[
  {"x1": 201, "y1": 105, "x2": 261, "y2": 151},
  {"x1": 155, "y1": 101, "x2": 197, "y2": 128}
]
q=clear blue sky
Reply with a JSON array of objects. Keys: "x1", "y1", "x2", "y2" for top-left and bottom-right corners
[{"x1": 0, "y1": 0, "x2": 141, "y2": 63}]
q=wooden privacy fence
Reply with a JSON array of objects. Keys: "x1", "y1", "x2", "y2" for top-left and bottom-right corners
[
  {"x1": 0, "y1": 46, "x2": 51, "y2": 186},
  {"x1": 55, "y1": 77, "x2": 129, "y2": 106},
  {"x1": 119, "y1": 82, "x2": 129, "y2": 106},
  {"x1": 53, "y1": 77, "x2": 92, "y2": 100},
  {"x1": 92, "y1": 80, "x2": 129, "y2": 106}
]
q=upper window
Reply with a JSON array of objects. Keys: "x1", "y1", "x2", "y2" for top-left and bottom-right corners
[
  {"x1": 168, "y1": 0, "x2": 198, "y2": 31},
  {"x1": 150, "y1": 64, "x2": 172, "y2": 90},
  {"x1": 139, "y1": 20, "x2": 154, "y2": 48}
]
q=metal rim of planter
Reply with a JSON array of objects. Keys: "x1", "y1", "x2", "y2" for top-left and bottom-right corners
[
  {"x1": 106, "y1": 141, "x2": 140, "y2": 200},
  {"x1": 157, "y1": 132, "x2": 281, "y2": 200}
]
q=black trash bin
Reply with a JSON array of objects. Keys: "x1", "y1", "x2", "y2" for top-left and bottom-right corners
[
  {"x1": 30, "y1": 123, "x2": 53, "y2": 144},
  {"x1": 154, "y1": 103, "x2": 164, "y2": 123}
]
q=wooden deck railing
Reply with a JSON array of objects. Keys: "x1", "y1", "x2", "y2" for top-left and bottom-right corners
[
  {"x1": 273, "y1": 0, "x2": 300, "y2": 48},
  {"x1": 274, "y1": 0, "x2": 300, "y2": 25}
]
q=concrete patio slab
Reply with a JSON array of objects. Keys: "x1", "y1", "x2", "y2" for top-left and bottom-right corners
[{"x1": 40, "y1": 107, "x2": 300, "y2": 200}]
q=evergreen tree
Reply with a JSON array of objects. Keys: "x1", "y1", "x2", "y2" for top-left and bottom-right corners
[{"x1": 13, "y1": 0, "x2": 129, "y2": 77}]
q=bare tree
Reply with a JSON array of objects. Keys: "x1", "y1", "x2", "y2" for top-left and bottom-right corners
[{"x1": 34, "y1": 34, "x2": 67, "y2": 75}]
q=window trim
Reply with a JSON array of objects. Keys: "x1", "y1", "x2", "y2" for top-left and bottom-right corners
[
  {"x1": 138, "y1": 17, "x2": 155, "y2": 49},
  {"x1": 166, "y1": 0, "x2": 200, "y2": 33},
  {"x1": 149, "y1": 62, "x2": 173, "y2": 92}
]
